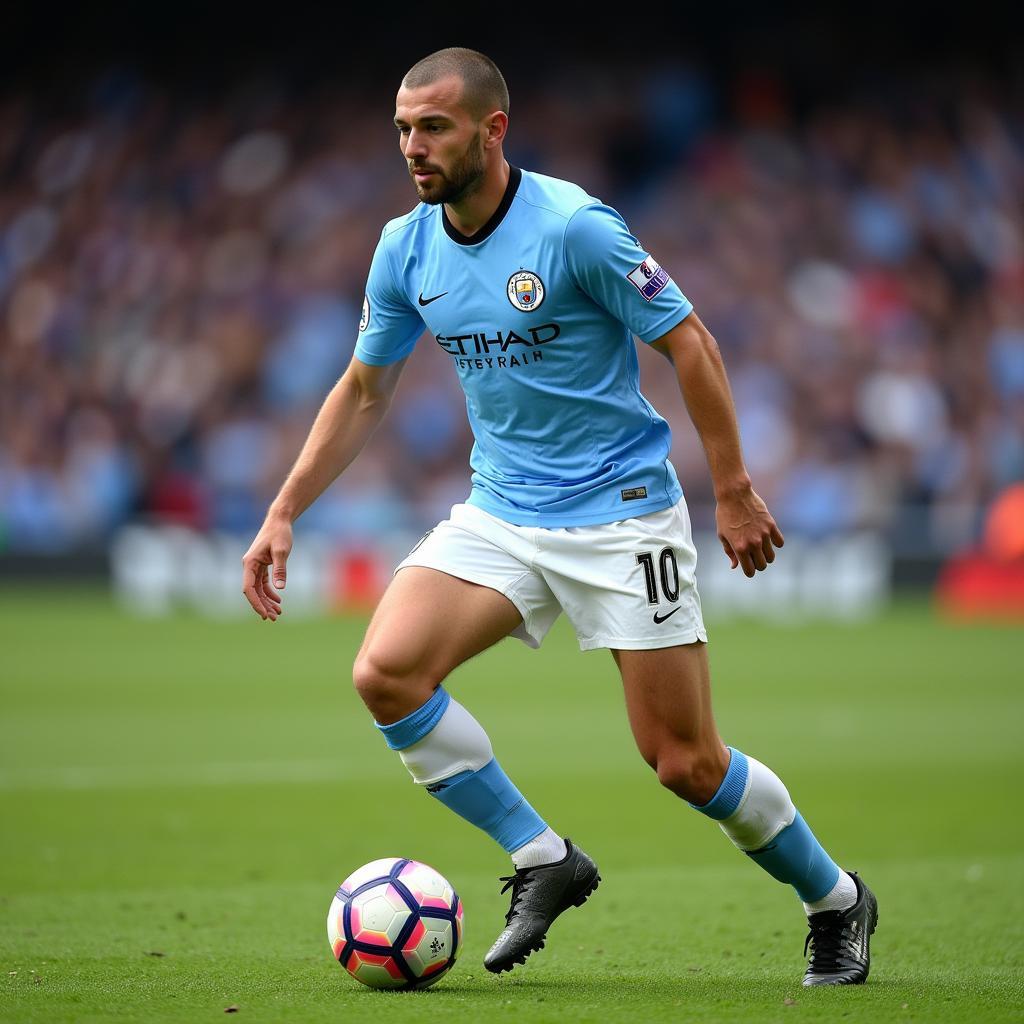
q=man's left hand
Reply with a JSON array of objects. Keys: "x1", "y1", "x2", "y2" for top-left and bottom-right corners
[{"x1": 715, "y1": 487, "x2": 785, "y2": 577}]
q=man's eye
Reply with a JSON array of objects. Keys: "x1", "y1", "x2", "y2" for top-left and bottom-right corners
[{"x1": 397, "y1": 126, "x2": 410, "y2": 134}]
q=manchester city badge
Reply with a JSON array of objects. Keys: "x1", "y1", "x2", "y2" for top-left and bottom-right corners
[{"x1": 506, "y1": 270, "x2": 545, "y2": 312}]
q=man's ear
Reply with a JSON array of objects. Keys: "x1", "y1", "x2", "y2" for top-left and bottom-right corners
[{"x1": 484, "y1": 111, "x2": 508, "y2": 148}]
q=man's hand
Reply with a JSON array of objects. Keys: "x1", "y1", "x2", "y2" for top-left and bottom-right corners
[
  {"x1": 236, "y1": 355, "x2": 408, "y2": 622},
  {"x1": 715, "y1": 486, "x2": 785, "y2": 577},
  {"x1": 241, "y1": 514, "x2": 293, "y2": 621}
]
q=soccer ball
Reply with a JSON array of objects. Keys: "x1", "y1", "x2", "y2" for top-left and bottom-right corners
[{"x1": 327, "y1": 857, "x2": 463, "y2": 990}]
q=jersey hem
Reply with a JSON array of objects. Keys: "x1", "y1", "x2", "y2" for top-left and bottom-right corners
[{"x1": 466, "y1": 485, "x2": 683, "y2": 527}]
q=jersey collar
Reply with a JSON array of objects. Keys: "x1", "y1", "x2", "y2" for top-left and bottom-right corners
[{"x1": 442, "y1": 165, "x2": 522, "y2": 246}]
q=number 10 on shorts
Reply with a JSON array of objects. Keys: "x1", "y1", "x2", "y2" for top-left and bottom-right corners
[{"x1": 636, "y1": 548, "x2": 680, "y2": 605}]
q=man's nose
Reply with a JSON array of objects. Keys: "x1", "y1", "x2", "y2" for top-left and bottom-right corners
[{"x1": 406, "y1": 128, "x2": 429, "y2": 158}]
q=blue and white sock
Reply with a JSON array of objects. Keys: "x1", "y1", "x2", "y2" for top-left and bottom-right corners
[
  {"x1": 691, "y1": 747, "x2": 857, "y2": 914},
  {"x1": 375, "y1": 687, "x2": 563, "y2": 868}
]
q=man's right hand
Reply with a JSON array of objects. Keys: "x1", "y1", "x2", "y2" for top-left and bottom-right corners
[
  {"x1": 241, "y1": 514, "x2": 293, "y2": 621},
  {"x1": 237, "y1": 354, "x2": 408, "y2": 622}
]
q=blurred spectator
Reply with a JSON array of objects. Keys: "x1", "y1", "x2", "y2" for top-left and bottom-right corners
[{"x1": 0, "y1": 68, "x2": 1021, "y2": 554}]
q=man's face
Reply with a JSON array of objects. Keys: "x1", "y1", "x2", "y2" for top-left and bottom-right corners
[{"x1": 394, "y1": 75, "x2": 487, "y2": 205}]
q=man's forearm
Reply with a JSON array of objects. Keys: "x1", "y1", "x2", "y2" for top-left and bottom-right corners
[
  {"x1": 267, "y1": 372, "x2": 392, "y2": 524},
  {"x1": 657, "y1": 317, "x2": 751, "y2": 498},
  {"x1": 653, "y1": 313, "x2": 783, "y2": 575}
]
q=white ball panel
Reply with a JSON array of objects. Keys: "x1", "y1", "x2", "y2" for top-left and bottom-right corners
[
  {"x1": 326, "y1": 895, "x2": 346, "y2": 945},
  {"x1": 348, "y1": 953, "x2": 406, "y2": 989},
  {"x1": 340, "y1": 857, "x2": 403, "y2": 893},
  {"x1": 399, "y1": 861, "x2": 457, "y2": 910},
  {"x1": 352, "y1": 886, "x2": 411, "y2": 945},
  {"x1": 403, "y1": 919, "x2": 454, "y2": 976}
]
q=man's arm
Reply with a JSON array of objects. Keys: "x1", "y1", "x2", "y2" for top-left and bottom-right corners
[
  {"x1": 241, "y1": 354, "x2": 408, "y2": 620},
  {"x1": 649, "y1": 311, "x2": 784, "y2": 577}
]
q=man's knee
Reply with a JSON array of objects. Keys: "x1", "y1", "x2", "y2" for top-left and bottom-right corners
[
  {"x1": 650, "y1": 742, "x2": 729, "y2": 805},
  {"x1": 352, "y1": 644, "x2": 440, "y2": 723}
]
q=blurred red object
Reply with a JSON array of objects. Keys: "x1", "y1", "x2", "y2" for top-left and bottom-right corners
[
  {"x1": 331, "y1": 550, "x2": 385, "y2": 613},
  {"x1": 984, "y1": 484, "x2": 1024, "y2": 562},
  {"x1": 937, "y1": 484, "x2": 1024, "y2": 619},
  {"x1": 146, "y1": 470, "x2": 210, "y2": 531}
]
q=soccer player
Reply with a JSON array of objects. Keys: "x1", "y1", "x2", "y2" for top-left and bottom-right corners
[{"x1": 241, "y1": 47, "x2": 877, "y2": 986}]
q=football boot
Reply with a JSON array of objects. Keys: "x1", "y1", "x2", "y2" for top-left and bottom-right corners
[
  {"x1": 802, "y1": 871, "x2": 878, "y2": 986},
  {"x1": 483, "y1": 838, "x2": 600, "y2": 973}
]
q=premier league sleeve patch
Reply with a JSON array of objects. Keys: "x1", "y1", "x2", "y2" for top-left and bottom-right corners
[
  {"x1": 627, "y1": 256, "x2": 671, "y2": 301},
  {"x1": 359, "y1": 295, "x2": 370, "y2": 331}
]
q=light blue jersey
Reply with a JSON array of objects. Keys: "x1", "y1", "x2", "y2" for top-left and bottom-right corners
[{"x1": 354, "y1": 165, "x2": 693, "y2": 527}]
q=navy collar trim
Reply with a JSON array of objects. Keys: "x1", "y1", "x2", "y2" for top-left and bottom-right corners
[{"x1": 442, "y1": 165, "x2": 522, "y2": 246}]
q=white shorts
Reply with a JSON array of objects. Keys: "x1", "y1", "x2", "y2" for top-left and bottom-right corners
[{"x1": 395, "y1": 497, "x2": 707, "y2": 651}]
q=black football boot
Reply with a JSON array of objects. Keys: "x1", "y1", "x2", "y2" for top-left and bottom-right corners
[
  {"x1": 802, "y1": 871, "x2": 878, "y2": 986},
  {"x1": 483, "y1": 838, "x2": 600, "y2": 973}
]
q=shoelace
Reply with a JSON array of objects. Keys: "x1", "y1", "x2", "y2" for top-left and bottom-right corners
[
  {"x1": 803, "y1": 911, "x2": 850, "y2": 973},
  {"x1": 497, "y1": 871, "x2": 535, "y2": 925}
]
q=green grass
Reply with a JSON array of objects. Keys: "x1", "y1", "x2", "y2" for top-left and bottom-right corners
[{"x1": 1, "y1": 591, "x2": 1022, "y2": 1023}]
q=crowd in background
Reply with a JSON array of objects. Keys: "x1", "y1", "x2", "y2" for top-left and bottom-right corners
[{"x1": 0, "y1": 66, "x2": 1021, "y2": 554}]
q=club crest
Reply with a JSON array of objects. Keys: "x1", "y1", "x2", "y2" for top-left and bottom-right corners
[{"x1": 506, "y1": 271, "x2": 545, "y2": 312}]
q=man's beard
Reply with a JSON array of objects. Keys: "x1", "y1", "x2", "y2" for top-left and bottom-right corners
[{"x1": 410, "y1": 134, "x2": 486, "y2": 205}]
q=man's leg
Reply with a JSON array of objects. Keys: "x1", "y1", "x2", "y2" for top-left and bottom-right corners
[
  {"x1": 613, "y1": 642, "x2": 877, "y2": 986},
  {"x1": 354, "y1": 564, "x2": 599, "y2": 973},
  {"x1": 354, "y1": 566, "x2": 561, "y2": 863},
  {"x1": 355, "y1": 565, "x2": 521, "y2": 723}
]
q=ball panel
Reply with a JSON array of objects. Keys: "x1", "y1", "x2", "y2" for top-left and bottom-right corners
[
  {"x1": 402, "y1": 918, "x2": 454, "y2": 976},
  {"x1": 398, "y1": 861, "x2": 456, "y2": 911},
  {"x1": 346, "y1": 949, "x2": 406, "y2": 989},
  {"x1": 410, "y1": 961, "x2": 451, "y2": 989},
  {"x1": 326, "y1": 895, "x2": 346, "y2": 948},
  {"x1": 340, "y1": 857, "x2": 404, "y2": 894},
  {"x1": 349, "y1": 884, "x2": 411, "y2": 946},
  {"x1": 350, "y1": 904, "x2": 389, "y2": 948},
  {"x1": 401, "y1": 917, "x2": 425, "y2": 954}
]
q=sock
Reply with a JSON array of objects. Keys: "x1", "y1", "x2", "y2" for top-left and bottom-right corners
[
  {"x1": 691, "y1": 746, "x2": 851, "y2": 907},
  {"x1": 511, "y1": 827, "x2": 567, "y2": 870},
  {"x1": 375, "y1": 687, "x2": 550, "y2": 855},
  {"x1": 803, "y1": 871, "x2": 858, "y2": 915}
]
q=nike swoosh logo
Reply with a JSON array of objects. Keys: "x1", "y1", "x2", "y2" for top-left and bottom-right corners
[
  {"x1": 418, "y1": 291, "x2": 448, "y2": 306},
  {"x1": 653, "y1": 607, "x2": 681, "y2": 624}
]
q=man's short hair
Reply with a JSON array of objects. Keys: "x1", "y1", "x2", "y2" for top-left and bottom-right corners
[{"x1": 402, "y1": 47, "x2": 509, "y2": 120}]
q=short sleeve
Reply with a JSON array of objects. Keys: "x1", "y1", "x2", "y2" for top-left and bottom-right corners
[
  {"x1": 563, "y1": 203, "x2": 693, "y2": 344},
  {"x1": 353, "y1": 228, "x2": 425, "y2": 365}
]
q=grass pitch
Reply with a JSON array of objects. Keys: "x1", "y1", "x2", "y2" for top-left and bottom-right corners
[{"x1": 1, "y1": 590, "x2": 1022, "y2": 1023}]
